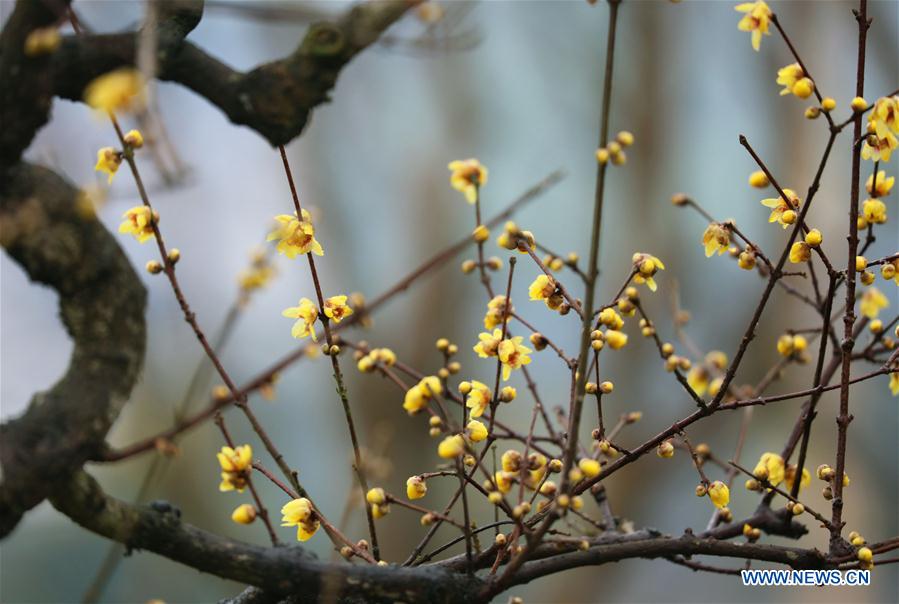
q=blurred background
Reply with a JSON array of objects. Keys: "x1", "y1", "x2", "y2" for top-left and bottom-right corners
[{"x1": 1, "y1": 0, "x2": 897, "y2": 602}]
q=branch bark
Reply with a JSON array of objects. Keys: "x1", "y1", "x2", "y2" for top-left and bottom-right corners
[{"x1": 0, "y1": 163, "x2": 147, "y2": 536}]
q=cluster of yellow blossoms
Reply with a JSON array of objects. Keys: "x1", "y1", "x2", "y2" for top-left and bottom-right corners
[
  {"x1": 595, "y1": 131, "x2": 634, "y2": 166},
  {"x1": 448, "y1": 158, "x2": 488, "y2": 203},
  {"x1": 217, "y1": 445, "x2": 253, "y2": 493}
]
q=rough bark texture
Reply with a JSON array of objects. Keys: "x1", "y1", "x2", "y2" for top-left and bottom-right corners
[{"x1": 0, "y1": 163, "x2": 147, "y2": 536}]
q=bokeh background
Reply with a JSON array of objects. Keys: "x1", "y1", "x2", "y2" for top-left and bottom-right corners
[{"x1": 1, "y1": 1, "x2": 897, "y2": 602}]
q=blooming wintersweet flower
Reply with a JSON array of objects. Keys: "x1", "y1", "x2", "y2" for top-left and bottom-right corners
[
  {"x1": 465, "y1": 380, "x2": 492, "y2": 418},
  {"x1": 529, "y1": 274, "x2": 563, "y2": 309},
  {"x1": 95, "y1": 147, "x2": 122, "y2": 184},
  {"x1": 403, "y1": 375, "x2": 442, "y2": 415},
  {"x1": 118, "y1": 205, "x2": 156, "y2": 243},
  {"x1": 702, "y1": 223, "x2": 731, "y2": 257},
  {"x1": 862, "y1": 198, "x2": 887, "y2": 224},
  {"x1": 474, "y1": 329, "x2": 503, "y2": 358},
  {"x1": 866, "y1": 170, "x2": 894, "y2": 197},
  {"x1": 784, "y1": 465, "x2": 811, "y2": 492},
  {"x1": 761, "y1": 188, "x2": 801, "y2": 228},
  {"x1": 735, "y1": 0, "x2": 772, "y2": 51},
  {"x1": 218, "y1": 444, "x2": 253, "y2": 492},
  {"x1": 859, "y1": 287, "x2": 888, "y2": 319},
  {"x1": 484, "y1": 295, "x2": 513, "y2": 329},
  {"x1": 267, "y1": 210, "x2": 323, "y2": 258},
  {"x1": 448, "y1": 158, "x2": 488, "y2": 203},
  {"x1": 281, "y1": 497, "x2": 320, "y2": 541},
  {"x1": 323, "y1": 295, "x2": 353, "y2": 323},
  {"x1": 632, "y1": 253, "x2": 665, "y2": 291},
  {"x1": 753, "y1": 452, "x2": 786, "y2": 486},
  {"x1": 776, "y1": 63, "x2": 814, "y2": 99},
  {"x1": 282, "y1": 298, "x2": 319, "y2": 341},
  {"x1": 84, "y1": 68, "x2": 145, "y2": 113},
  {"x1": 498, "y1": 337, "x2": 532, "y2": 381},
  {"x1": 861, "y1": 131, "x2": 898, "y2": 163},
  {"x1": 869, "y1": 96, "x2": 899, "y2": 140},
  {"x1": 708, "y1": 480, "x2": 730, "y2": 509},
  {"x1": 789, "y1": 241, "x2": 811, "y2": 264}
]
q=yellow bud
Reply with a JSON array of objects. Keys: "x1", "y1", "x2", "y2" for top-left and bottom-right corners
[
  {"x1": 595, "y1": 148, "x2": 610, "y2": 164},
  {"x1": 124, "y1": 129, "x2": 144, "y2": 148},
  {"x1": 616, "y1": 131, "x2": 634, "y2": 147},
  {"x1": 585, "y1": 382, "x2": 598, "y2": 394},
  {"x1": 850, "y1": 96, "x2": 868, "y2": 112},
  {"x1": 804, "y1": 106, "x2": 820, "y2": 120},
  {"x1": 657, "y1": 440, "x2": 674, "y2": 458},
  {"x1": 781, "y1": 209, "x2": 797, "y2": 225},
  {"x1": 857, "y1": 547, "x2": 873, "y2": 563},
  {"x1": 855, "y1": 256, "x2": 867, "y2": 271},
  {"x1": 792, "y1": 78, "x2": 814, "y2": 99},
  {"x1": 436, "y1": 338, "x2": 450, "y2": 350},
  {"x1": 146, "y1": 260, "x2": 163, "y2": 274},
  {"x1": 167, "y1": 248, "x2": 181, "y2": 263},
  {"x1": 599, "y1": 381, "x2": 614, "y2": 394},
  {"x1": 671, "y1": 193, "x2": 690, "y2": 206},
  {"x1": 748, "y1": 170, "x2": 769, "y2": 188},
  {"x1": 578, "y1": 458, "x2": 601, "y2": 478},
  {"x1": 231, "y1": 503, "x2": 257, "y2": 525},
  {"x1": 821, "y1": 97, "x2": 836, "y2": 112},
  {"x1": 473, "y1": 224, "x2": 490, "y2": 243},
  {"x1": 804, "y1": 229, "x2": 822, "y2": 247},
  {"x1": 461, "y1": 259, "x2": 477, "y2": 274},
  {"x1": 366, "y1": 488, "x2": 386, "y2": 506}
]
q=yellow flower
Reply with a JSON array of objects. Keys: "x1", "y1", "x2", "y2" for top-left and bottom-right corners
[
  {"x1": 529, "y1": 274, "x2": 563, "y2": 309},
  {"x1": 238, "y1": 250, "x2": 277, "y2": 293},
  {"x1": 701, "y1": 223, "x2": 730, "y2": 257},
  {"x1": 484, "y1": 295, "x2": 513, "y2": 329},
  {"x1": 789, "y1": 241, "x2": 811, "y2": 264},
  {"x1": 406, "y1": 476, "x2": 427, "y2": 500},
  {"x1": 578, "y1": 458, "x2": 601, "y2": 478},
  {"x1": 280, "y1": 498, "x2": 319, "y2": 541},
  {"x1": 707, "y1": 480, "x2": 730, "y2": 509},
  {"x1": 466, "y1": 419, "x2": 489, "y2": 442},
  {"x1": 859, "y1": 287, "x2": 888, "y2": 319},
  {"x1": 784, "y1": 465, "x2": 811, "y2": 492},
  {"x1": 266, "y1": 210, "x2": 323, "y2": 258},
  {"x1": 753, "y1": 452, "x2": 785, "y2": 486},
  {"x1": 465, "y1": 380, "x2": 492, "y2": 418},
  {"x1": 498, "y1": 337, "x2": 532, "y2": 381},
  {"x1": 776, "y1": 63, "x2": 814, "y2": 99},
  {"x1": 598, "y1": 308, "x2": 624, "y2": 330},
  {"x1": 748, "y1": 170, "x2": 769, "y2": 188},
  {"x1": 95, "y1": 147, "x2": 122, "y2": 184},
  {"x1": 84, "y1": 68, "x2": 145, "y2": 113},
  {"x1": 448, "y1": 159, "x2": 488, "y2": 203},
  {"x1": 231, "y1": 503, "x2": 257, "y2": 525},
  {"x1": 735, "y1": 0, "x2": 772, "y2": 51},
  {"x1": 861, "y1": 131, "x2": 898, "y2": 163},
  {"x1": 23, "y1": 26, "x2": 61, "y2": 57},
  {"x1": 438, "y1": 434, "x2": 466, "y2": 458},
  {"x1": 494, "y1": 471, "x2": 515, "y2": 493},
  {"x1": 632, "y1": 253, "x2": 665, "y2": 291},
  {"x1": 282, "y1": 298, "x2": 319, "y2": 341},
  {"x1": 323, "y1": 295, "x2": 353, "y2": 323},
  {"x1": 118, "y1": 205, "x2": 155, "y2": 243},
  {"x1": 869, "y1": 96, "x2": 899, "y2": 140},
  {"x1": 403, "y1": 375, "x2": 442, "y2": 415},
  {"x1": 687, "y1": 366, "x2": 710, "y2": 396},
  {"x1": 123, "y1": 129, "x2": 144, "y2": 148},
  {"x1": 862, "y1": 198, "x2": 887, "y2": 224},
  {"x1": 889, "y1": 372, "x2": 899, "y2": 396},
  {"x1": 474, "y1": 329, "x2": 503, "y2": 358},
  {"x1": 605, "y1": 330, "x2": 628, "y2": 350},
  {"x1": 761, "y1": 188, "x2": 801, "y2": 228},
  {"x1": 866, "y1": 170, "x2": 894, "y2": 197},
  {"x1": 217, "y1": 445, "x2": 253, "y2": 492}
]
